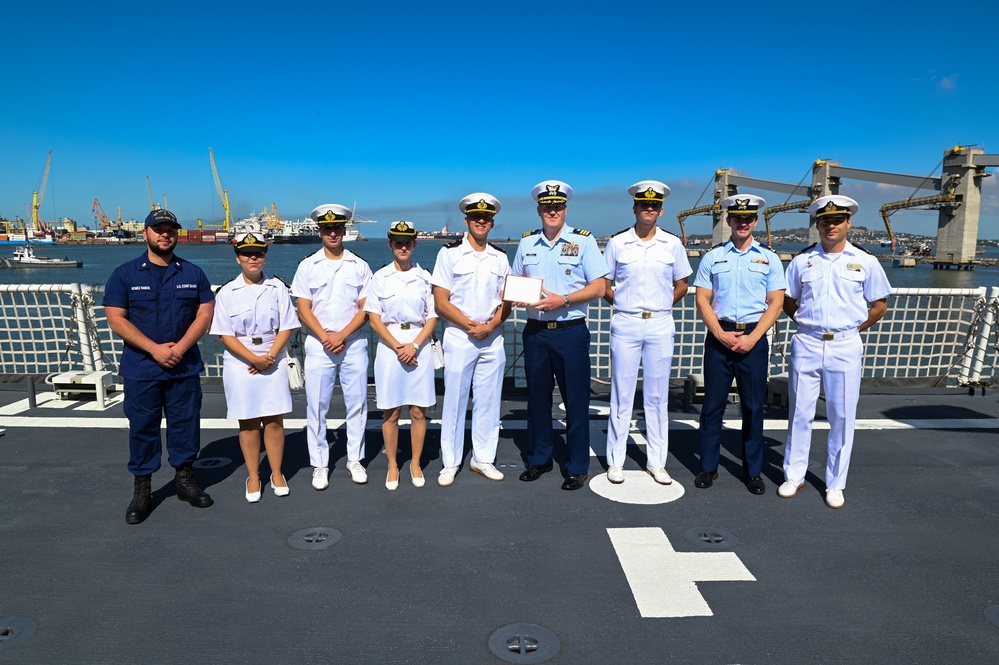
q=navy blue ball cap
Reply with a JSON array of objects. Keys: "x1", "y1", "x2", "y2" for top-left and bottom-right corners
[{"x1": 144, "y1": 209, "x2": 181, "y2": 229}]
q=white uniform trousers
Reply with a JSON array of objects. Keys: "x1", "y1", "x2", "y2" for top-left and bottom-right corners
[
  {"x1": 606, "y1": 312, "x2": 675, "y2": 468},
  {"x1": 439, "y1": 325, "x2": 505, "y2": 469},
  {"x1": 304, "y1": 333, "x2": 369, "y2": 468},
  {"x1": 783, "y1": 332, "x2": 862, "y2": 490}
]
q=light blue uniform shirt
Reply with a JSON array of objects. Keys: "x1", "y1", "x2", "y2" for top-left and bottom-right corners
[
  {"x1": 693, "y1": 239, "x2": 786, "y2": 323},
  {"x1": 512, "y1": 225, "x2": 609, "y2": 321}
]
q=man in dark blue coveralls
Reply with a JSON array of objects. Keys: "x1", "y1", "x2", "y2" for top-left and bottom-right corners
[
  {"x1": 104, "y1": 209, "x2": 215, "y2": 524},
  {"x1": 692, "y1": 195, "x2": 785, "y2": 494}
]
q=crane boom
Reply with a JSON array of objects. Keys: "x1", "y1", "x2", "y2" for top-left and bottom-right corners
[
  {"x1": 878, "y1": 175, "x2": 961, "y2": 252},
  {"x1": 92, "y1": 198, "x2": 112, "y2": 229},
  {"x1": 675, "y1": 203, "x2": 717, "y2": 247},
  {"x1": 30, "y1": 150, "x2": 52, "y2": 233},
  {"x1": 146, "y1": 176, "x2": 156, "y2": 211},
  {"x1": 208, "y1": 147, "x2": 232, "y2": 232},
  {"x1": 761, "y1": 200, "x2": 811, "y2": 249}
]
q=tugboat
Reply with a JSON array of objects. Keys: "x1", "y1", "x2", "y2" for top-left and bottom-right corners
[{"x1": 1, "y1": 245, "x2": 83, "y2": 268}]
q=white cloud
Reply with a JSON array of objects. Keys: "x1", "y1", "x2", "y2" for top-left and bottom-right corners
[{"x1": 936, "y1": 75, "x2": 957, "y2": 91}]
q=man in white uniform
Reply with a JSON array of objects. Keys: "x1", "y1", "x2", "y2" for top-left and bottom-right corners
[
  {"x1": 780, "y1": 195, "x2": 891, "y2": 508},
  {"x1": 431, "y1": 193, "x2": 511, "y2": 487},
  {"x1": 603, "y1": 180, "x2": 691, "y2": 485},
  {"x1": 291, "y1": 204, "x2": 373, "y2": 490}
]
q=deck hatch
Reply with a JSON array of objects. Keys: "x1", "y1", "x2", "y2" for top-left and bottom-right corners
[
  {"x1": 487, "y1": 623, "x2": 560, "y2": 663},
  {"x1": 287, "y1": 527, "x2": 342, "y2": 550},
  {"x1": 684, "y1": 527, "x2": 739, "y2": 549},
  {"x1": 0, "y1": 617, "x2": 36, "y2": 652}
]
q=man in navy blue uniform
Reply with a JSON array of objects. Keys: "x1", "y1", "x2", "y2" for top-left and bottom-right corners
[
  {"x1": 104, "y1": 209, "x2": 215, "y2": 524},
  {"x1": 512, "y1": 180, "x2": 608, "y2": 490},
  {"x1": 693, "y1": 195, "x2": 785, "y2": 494}
]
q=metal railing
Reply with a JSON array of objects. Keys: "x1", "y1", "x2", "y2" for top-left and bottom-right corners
[{"x1": 2, "y1": 284, "x2": 997, "y2": 389}]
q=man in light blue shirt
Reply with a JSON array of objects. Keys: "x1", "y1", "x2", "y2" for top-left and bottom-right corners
[{"x1": 511, "y1": 180, "x2": 608, "y2": 490}]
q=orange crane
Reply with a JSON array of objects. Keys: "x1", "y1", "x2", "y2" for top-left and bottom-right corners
[
  {"x1": 30, "y1": 151, "x2": 52, "y2": 235},
  {"x1": 92, "y1": 199, "x2": 112, "y2": 229}
]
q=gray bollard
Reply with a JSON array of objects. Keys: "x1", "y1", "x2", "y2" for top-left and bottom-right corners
[{"x1": 27, "y1": 376, "x2": 36, "y2": 409}]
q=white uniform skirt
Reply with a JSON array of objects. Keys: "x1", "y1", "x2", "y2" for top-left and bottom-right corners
[
  {"x1": 373, "y1": 329, "x2": 436, "y2": 409},
  {"x1": 222, "y1": 340, "x2": 293, "y2": 420}
]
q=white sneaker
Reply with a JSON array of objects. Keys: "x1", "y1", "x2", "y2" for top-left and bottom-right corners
[
  {"x1": 778, "y1": 480, "x2": 804, "y2": 498},
  {"x1": 646, "y1": 467, "x2": 672, "y2": 485},
  {"x1": 825, "y1": 489, "x2": 845, "y2": 509},
  {"x1": 312, "y1": 467, "x2": 330, "y2": 490},
  {"x1": 438, "y1": 466, "x2": 458, "y2": 487},
  {"x1": 470, "y1": 460, "x2": 504, "y2": 481},
  {"x1": 346, "y1": 460, "x2": 368, "y2": 484},
  {"x1": 607, "y1": 466, "x2": 625, "y2": 484}
]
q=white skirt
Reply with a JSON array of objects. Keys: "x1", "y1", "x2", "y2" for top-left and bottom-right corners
[
  {"x1": 373, "y1": 335, "x2": 436, "y2": 409},
  {"x1": 222, "y1": 341, "x2": 293, "y2": 420}
]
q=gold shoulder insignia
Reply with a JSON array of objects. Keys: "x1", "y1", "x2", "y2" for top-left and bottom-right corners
[
  {"x1": 523, "y1": 229, "x2": 541, "y2": 238},
  {"x1": 444, "y1": 239, "x2": 462, "y2": 248},
  {"x1": 574, "y1": 228, "x2": 591, "y2": 237}
]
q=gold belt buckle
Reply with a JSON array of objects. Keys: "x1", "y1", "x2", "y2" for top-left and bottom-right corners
[
  {"x1": 734, "y1": 322, "x2": 747, "y2": 330},
  {"x1": 400, "y1": 323, "x2": 411, "y2": 330},
  {"x1": 546, "y1": 322, "x2": 558, "y2": 330},
  {"x1": 251, "y1": 336, "x2": 263, "y2": 344},
  {"x1": 641, "y1": 311, "x2": 652, "y2": 319},
  {"x1": 823, "y1": 332, "x2": 834, "y2": 341}
]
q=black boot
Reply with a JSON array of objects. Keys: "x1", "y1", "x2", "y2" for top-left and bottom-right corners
[
  {"x1": 175, "y1": 464, "x2": 214, "y2": 508},
  {"x1": 125, "y1": 475, "x2": 152, "y2": 525}
]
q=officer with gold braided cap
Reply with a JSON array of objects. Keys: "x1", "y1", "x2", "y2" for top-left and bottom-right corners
[
  {"x1": 431, "y1": 192, "x2": 511, "y2": 486},
  {"x1": 780, "y1": 194, "x2": 891, "y2": 509},
  {"x1": 291, "y1": 203, "x2": 373, "y2": 490},
  {"x1": 602, "y1": 180, "x2": 691, "y2": 486}
]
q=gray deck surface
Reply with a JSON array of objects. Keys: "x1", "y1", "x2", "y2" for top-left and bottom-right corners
[{"x1": 1, "y1": 381, "x2": 998, "y2": 664}]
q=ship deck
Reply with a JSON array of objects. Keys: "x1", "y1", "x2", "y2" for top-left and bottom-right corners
[{"x1": 1, "y1": 381, "x2": 998, "y2": 663}]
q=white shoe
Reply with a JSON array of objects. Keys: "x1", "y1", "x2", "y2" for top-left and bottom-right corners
[
  {"x1": 470, "y1": 460, "x2": 504, "y2": 481},
  {"x1": 270, "y1": 474, "x2": 290, "y2": 497},
  {"x1": 346, "y1": 460, "x2": 368, "y2": 485},
  {"x1": 778, "y1": 480, "x2": 804, "y2": 498},
  {"x1": 411, "y1": 466, "x2": 425, "y2": 488},
  {"x1": 438, "y1": 466, "x2": 458, "y2": 487},
  {"x1": 646, "y1": 467, "x2": 672, "y2": 485},
  {"x1": 386, "y1": 469, "x2": 399, "y2": 491},
  {"x1": 825, "y1": 489, "x2": 845, "y2": 509},
  {"x1": 245, "y1": 477, "x2": 261, "y2": 503},
  {"x1": 312, "y1": 467, "x2": 330, "y2": 491},
  {"x1": 607, "y1": 466, "x2": 625, "y2": 484}
]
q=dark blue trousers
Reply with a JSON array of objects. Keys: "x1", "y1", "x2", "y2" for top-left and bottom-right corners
[
  {"x1": 698, "y1": 330, "x2": 768, "y2": 478},
  {"x1": 123, "y1": 376, "x2": 202, "y2": 476},
  {"x1": 523, "y1": 322, "x2": 591, "y2": 475}
]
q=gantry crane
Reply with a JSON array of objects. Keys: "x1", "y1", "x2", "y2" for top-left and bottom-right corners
[
  {"x1": 30, "y1": 151, "x2": 52, "y2": 235},
  {"x1": 208, "y1": 147, "x2": 232, "y2": 232},
  {"x1": 145, "y1": 176, "x2": 160, "y2": 211},
  {"x1": 878, "y1": 174, "x2": 962, "y2": 252}
]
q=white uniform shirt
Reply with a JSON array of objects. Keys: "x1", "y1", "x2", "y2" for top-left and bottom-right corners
[
  {"x1": 364, "y1": 263, "x2": 437, "y2": 325},
  {"x1": 785, "y1": 241, "x2": 892, "y2": 332},
  {"x1": 604, "y1": 226, "x2": 692, "y2": 313},
  {"x1": 210, "y1": 274, "x2": 300, "y2": 338},
  {"x1": 431, "y1": 238, "x2": 510, "y2": 324},
  {"x1": 290, "y1": 249, "x2": 371, "y2": 332}
]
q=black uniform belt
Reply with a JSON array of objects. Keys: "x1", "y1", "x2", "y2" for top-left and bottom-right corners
[
  {"x1": 525, "y1": 318, "x2": 587, "y2": 330},
  {"x1": 719, "y1": 320, "x2": 758, "y2": 331}
]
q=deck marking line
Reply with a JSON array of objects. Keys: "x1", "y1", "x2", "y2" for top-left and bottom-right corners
[
  {"x1": 607, "y1": 527, "x2": 756, "y2": 618},
  {"x1": 590, "y1": 472, "x2": 685, "y2": 505}
]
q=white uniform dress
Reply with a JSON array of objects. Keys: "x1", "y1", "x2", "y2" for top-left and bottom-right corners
[
  {"x1": 364, "y1": 263, "x2": 437, "y2": 409},
  {"x1": 603, "y1": 226, "x2": 692, "y2": 468},
  {"x1": 210, "y1": 273, "x2": 300, "y2": 420},
  {"x1": 431, "y1": 237, "x2": 510, "y2": 468},
  {"x1": 784, "y1": 240, "x2": 892, "y2": 490},
  {"x1": 290, "y1": 248, "x2": 372, "y2": 468}
]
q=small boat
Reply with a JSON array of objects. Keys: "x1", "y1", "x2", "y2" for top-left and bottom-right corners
[{"x1": 1, "y1": 245, "x2": 82, "y2": 268}]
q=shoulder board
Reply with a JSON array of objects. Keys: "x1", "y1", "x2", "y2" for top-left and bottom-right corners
[
  {"x1": 854, "y1": 244, "x2": 874, "y2": 255},
  {"x1": 573, "y1": 228, "x2": 592, "y2": 237},
  {"x1": 657, "y1": 226, "x2": 679, "y2": 239},
  {"x1": 297, "y1": 253, "x2": 311, "y2": 264},
  {"x1": 214, "y1": 276, "x2": 238, "y2": 294},
  {"x1": 444, "y1": 239, "x2": 462, "y2": 248},
  {"x1": 707, "y1": 242, "x2": 725, "y2": 252},
  {"x1": 487, "y1": 242, "x2": 507, "y2": 254},
  {"x1": 522, "y1": 229, "x2": 541, "y2": 238},
  {"x1": 802, "y1": 242, "x2": 818, "y2": 252},
  {"x1": 272, "y1": 274, "x2": 290, "y2": 288},
  {"x1": 612, "y1": 227, "x2": 631, "y2": 237}
]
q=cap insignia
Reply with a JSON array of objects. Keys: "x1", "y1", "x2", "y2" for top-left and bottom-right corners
[{"x1": 735, "y1": 198, "x2": 750, "y2": 210}]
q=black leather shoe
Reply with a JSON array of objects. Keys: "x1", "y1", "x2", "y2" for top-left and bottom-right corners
[
  {"x1": 519, "y1": 464, "x2": 553, "y2": 482},
  {"x1": 175, "y1": 464, "x2": 214, "y2": 508},
  {"x1": 561, "y1": 474, "x2": 588, "y2": 491},
  {"x1": 694, "y1": 471, "x2": 718, "y2": 489},
  {"x1": 125, "y1": 475, "x2": 152, "y2": 525},
  {"x1": 746, "y1": 476, "x2": 766, "y2": 495}
]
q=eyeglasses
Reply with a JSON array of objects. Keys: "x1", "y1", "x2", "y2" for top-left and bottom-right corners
[
  {"x1": 238, "y1": 251, "x2": 266, "y2": 259},
  {"x1": 636, "y1": 202, "x2": 663, "y2": 210},
  {"x1": 320, "y1": 224, "x2": 347, "y2": 235}
]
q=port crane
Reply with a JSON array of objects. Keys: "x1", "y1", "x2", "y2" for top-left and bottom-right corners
[
  {"x1": 208, "y1": 147, "x2": 232, "y2": 232},
  {"x1": 145, "y1": 176, "x2": 162, "y2": 211},
  {"x1": 92, "y1": 198, "x2": 112, "y2": 229},
  {"x1": 29, "y1": 151, "x2": 52, "y2": 236}
]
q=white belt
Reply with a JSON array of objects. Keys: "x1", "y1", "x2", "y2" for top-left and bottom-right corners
[
  {"x1": 617, "y1": 310, "x2": 672, "y2": 320},
  {"x1": 796, "y1": 326, "x2": 859, "y2": 341},
  {"x1": 237, "y1": 332, "x2": 276, "y2": 344}
]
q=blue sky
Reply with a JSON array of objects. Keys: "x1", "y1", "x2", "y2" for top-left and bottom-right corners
[{"x1": 2, "y1": 1, "x2": 997, "y2": 239}]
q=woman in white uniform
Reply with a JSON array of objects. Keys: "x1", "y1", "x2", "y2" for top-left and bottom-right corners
[
  {"x1": 365, "y1": 221, "x2": 438, "y2": 490},
  {"x1": 210, "y1": 232, "x2": 301, "y2": 502}
]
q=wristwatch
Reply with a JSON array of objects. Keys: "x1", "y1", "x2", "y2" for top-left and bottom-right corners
[
  {"x1": 563, "y1": 295, "x2": 571, "y2": 308},
  {"x1": 412, "y1": 340, "x2": 421, "y2": 351}
]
